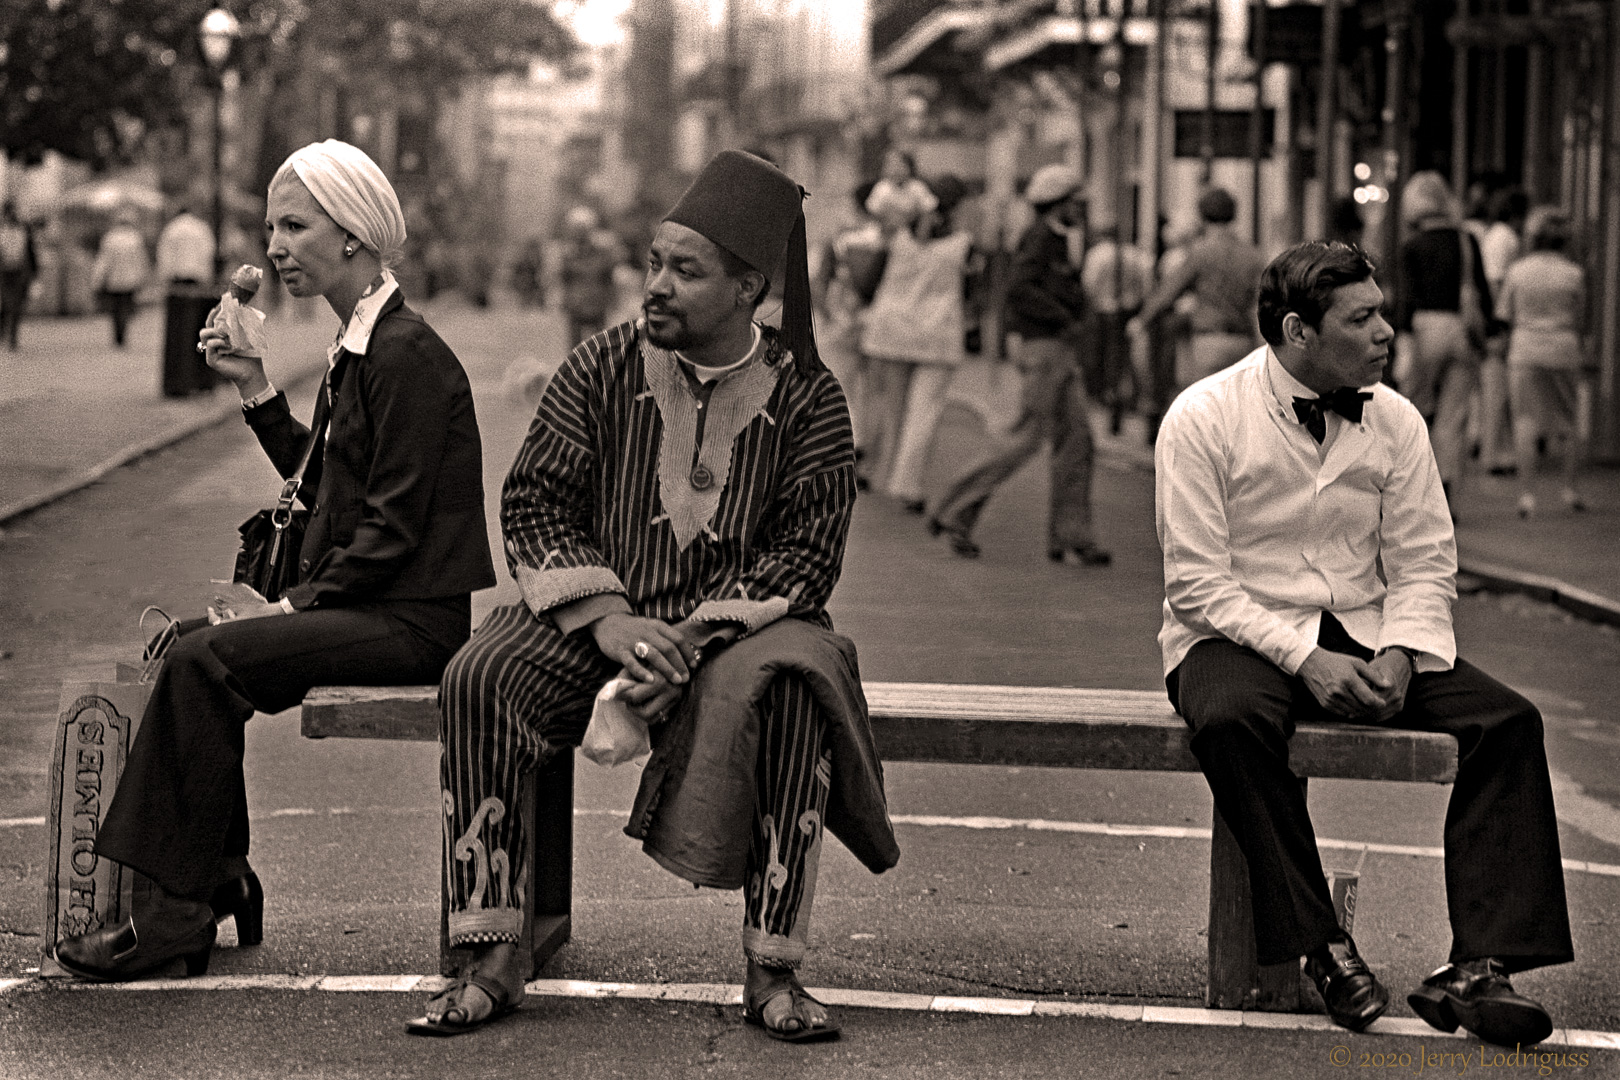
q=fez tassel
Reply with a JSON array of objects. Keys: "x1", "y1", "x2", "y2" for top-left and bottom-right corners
[{"x1": 781, "y1": 212, "x2": 821, "y2": 375}]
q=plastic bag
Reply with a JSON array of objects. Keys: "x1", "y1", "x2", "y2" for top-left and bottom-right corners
[
  {"x1": 580, "y1": 677, "x2": 651, "y2": 768},
  {"x1": 214, "y1": 292, "x2": 269, "y2": 358}
]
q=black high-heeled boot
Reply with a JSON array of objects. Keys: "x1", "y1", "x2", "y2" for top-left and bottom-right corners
[
  {"x1": 54, "y1": 889, "x2": 215, "y2": 982},
  {"x1": 209, "y1": 870, "x2": 264, "y2": 947}
]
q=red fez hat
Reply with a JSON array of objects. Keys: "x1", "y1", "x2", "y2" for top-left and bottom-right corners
[{"x1": 664, "y1": 150, "x2": 820, "y2": 372}]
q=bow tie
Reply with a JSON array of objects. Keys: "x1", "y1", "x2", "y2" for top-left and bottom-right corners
[{"x1": 1292, "y1": 388, "x2": 1372, "y2": 443}]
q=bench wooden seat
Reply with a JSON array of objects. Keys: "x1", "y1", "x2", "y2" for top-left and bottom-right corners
[{"x1": 301, "y1": 682, "x2": 1457, "y2": 1011}]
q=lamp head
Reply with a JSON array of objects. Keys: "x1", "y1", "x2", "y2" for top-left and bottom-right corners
[{"x1": 200, "y1": 8, "x2": 239, "y2": 69}]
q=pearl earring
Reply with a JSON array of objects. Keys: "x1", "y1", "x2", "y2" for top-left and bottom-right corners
[{"x1": 343, "y1": 245, "x2": 357, "y2": 257}]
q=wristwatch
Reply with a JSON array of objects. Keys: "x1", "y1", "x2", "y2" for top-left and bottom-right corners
[
  {"x1": 1377, "y1": 645, "x2": 1419, "y2": 674},
  {"x1": 240, "y1": 383, "x2": 279, "y2": 412}
]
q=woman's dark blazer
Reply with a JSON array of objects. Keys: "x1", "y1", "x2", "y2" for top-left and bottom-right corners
[{"x1": 243, "y1": 289, "x2": 496, "y2": 610}]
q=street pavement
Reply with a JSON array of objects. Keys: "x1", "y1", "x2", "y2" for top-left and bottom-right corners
[{"x1": 1, "y1": 303, "x2": 1618, "y2": 1078}]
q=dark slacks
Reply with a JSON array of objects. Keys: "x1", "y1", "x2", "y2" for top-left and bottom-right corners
[
  {"x1": 933, "y1": 335, "x2": 1097, "y2": 550},
  {"x1": 1168, "y1": 619, "x2": 1573, "y2": 972},
  {"x1": 0, "y1": 270, "x2": 29, "y2": 349},
  {"x1": 97, "y1": 601, "x2": 467, "y2": 899}
]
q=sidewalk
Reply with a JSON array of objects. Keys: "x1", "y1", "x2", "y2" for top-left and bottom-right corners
[{"x1": 2, "y1": 306, "x2": 1617, "y2": 625}]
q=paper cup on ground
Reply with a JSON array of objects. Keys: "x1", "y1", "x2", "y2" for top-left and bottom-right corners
[{"x1": 1326, "y1": 870, "x2": 1359, "y2": 935}]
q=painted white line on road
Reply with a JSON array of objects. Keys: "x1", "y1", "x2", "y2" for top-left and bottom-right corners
[
  {"x1": 1550, "y1": 768, "x2": 1620, "y2": 850},
  {"x1": 886, "y1": 813, "x2": 1620, "y2": 880},
  {"x1": 0, "y1": 816, "x2": 45, "y2": 828},
  {"x1": 9, "y1": 974, "x2": 1617, "y2": 1050}
]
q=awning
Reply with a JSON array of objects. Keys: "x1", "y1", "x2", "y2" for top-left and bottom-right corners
[
  {"x1": 874, "y1": 4, "x2": 1001, "y2": 78},
  {"x1": 983, "y1": 14, "x2": 1158, "y2": 72}
]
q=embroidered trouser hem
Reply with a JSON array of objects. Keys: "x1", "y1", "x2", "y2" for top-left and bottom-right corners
[
  {"x1": 740, "y1": 674, "x2": 831, "y2": 968},
  {"x1": 447, "y1": 909, "x2": 524, "y2": 949}
]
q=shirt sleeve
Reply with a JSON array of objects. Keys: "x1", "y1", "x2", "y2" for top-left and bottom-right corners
[
  {"x1": 1155, "y1": 398, "x2": 1319, "y2": 674},
  {"x1": 1136, "y1": 249, "x2": 1198, "y2": 326},
  {"x1": 501, "y1": 338, "x2": 629, "y2": 619},
  {"x1": 690, "y1": 373, "x2": 857, "y2": 635},
  {"x1": 1374, "y1": 400, "x2": 1458, "y2": 669}
]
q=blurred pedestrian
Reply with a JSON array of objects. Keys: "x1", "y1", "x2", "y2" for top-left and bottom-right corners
[
  {"x1": 814, "y1": 180, "x2": 885, "y2": 481},
  {"x1": 0, "y1": 201, "x2": 38, "y2": 351},
  {"x1": 1394, "y1": 170, "x2": 1494, "y2": 518},
  {"x1": 156, "y1": 196, "x2": 219, "y2": 396},
  {"x1": 89, "y1": 207, "x2": 152, "y2": 348},
  {"x1": 929, "y1": 164, "x2": 1111, "y2": 567},
  {"x1": 865, "y1": 149, "x2": 936, "y2": 236},
  {"x1": 1080, "y1": 223, "x2": 1155, "y2": 435},
  {"x1": 1477, "y1": 187, "x2": 1529, "y2": 476},
  {"x1": 1129, "y1": 187, "x2": 1265, "y2": 393},
  {"x1": 1498, "y1": 206, "x2": 1589, "y2": 518},
  {"x1": 558, "y1": 205, "x2": 620, "y2": 347},
  {"x1": 509, "y1": 237, "x2": 546, "y2": 308},
  {"x1": 859, "y1": 174, "x2": 974, "y2": 514}
]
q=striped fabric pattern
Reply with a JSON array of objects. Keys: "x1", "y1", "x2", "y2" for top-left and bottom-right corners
[{"x1": 501, "y1": 321, "x2": 857, "y2": 632}]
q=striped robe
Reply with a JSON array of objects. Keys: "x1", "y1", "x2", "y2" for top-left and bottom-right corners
[{"x1": 439, "y1": 320, "x2": 860, "y2": 958}]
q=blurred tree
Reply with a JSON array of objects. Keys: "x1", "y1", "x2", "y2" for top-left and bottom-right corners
[
  {"x1": 0, "y1": 0, "x2": 575, "y2": 167},
  {"x1": 0, "y1": 0, "x2": 215, "y2": 166}
]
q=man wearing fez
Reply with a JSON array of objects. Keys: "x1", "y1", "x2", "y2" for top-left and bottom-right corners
[
  {"x1": 413, "y1": 152, "x2": 898, "y2": 1040},
  {"x1": 1156, "y1": 242, "x2": 1571, "y2": 1045}
]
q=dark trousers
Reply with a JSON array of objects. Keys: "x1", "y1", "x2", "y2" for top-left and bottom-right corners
[
  {"x1": 1167, "y1": 618, "x2": 1573, "y2": 972},
  {"x1": 97, "y1": 602, "x2": 466, "y2": 899},
  {"x1": 0, "y1": 271, "x2": 29, "y2": 349},
  {"x1": 933, "y1": 336, "x2": 1096, "y2": 550},
  {"x1": 105, "y1": 291, "x2": 136, "y2": 347}
]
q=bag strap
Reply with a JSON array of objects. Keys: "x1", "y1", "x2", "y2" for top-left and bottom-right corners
[{"x1": 274, "y1": 368, "x2": 334, "y2": 518}]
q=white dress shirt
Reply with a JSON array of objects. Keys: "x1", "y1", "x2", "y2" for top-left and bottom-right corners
[{"x1": 1155, "y1": 346, "x2": 1458, "y2": 678}]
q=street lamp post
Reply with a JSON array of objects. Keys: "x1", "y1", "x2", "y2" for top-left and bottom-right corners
[{"x1": 200, "y1": 8, "x2": 239, "y2": 284}]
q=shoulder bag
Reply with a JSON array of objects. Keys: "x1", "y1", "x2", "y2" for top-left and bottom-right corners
[{"x1": 232, "y1": 376, "x2": 331, "y2": 601}]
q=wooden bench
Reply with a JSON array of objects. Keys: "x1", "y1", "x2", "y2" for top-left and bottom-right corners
[{"x1": 300, "y1": 682, "x2": 1457, "y2": 1011}]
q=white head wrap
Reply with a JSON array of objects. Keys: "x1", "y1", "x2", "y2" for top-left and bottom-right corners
[{"x1": 271, "y1": 140, "x2": 406, "y2": 263}]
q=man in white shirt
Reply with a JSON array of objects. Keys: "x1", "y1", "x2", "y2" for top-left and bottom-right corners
[{"x1": 1156, "y1": 242, "x2": 1571, "y2": 1045}]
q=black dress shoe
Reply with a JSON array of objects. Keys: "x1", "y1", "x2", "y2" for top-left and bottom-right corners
[
  {"x1": 209, "y1": 870, "x2": 264, "y2": 947},
  {"x1": 1408, "y1": 960, "x2": 1554, "y2": 1047},
  {"x1": 1305, "y1": 936, "x2": 1390, "y2": 1032},
  {"x1": 1048, "y1": 544, "x2": 1112, "y2": 567},
  {"x1": 927, "y1": 518, "x2": 980, "y2": 559},
  {"x1": 54, "y1": 909, "x2": 215, "y2": 982}
]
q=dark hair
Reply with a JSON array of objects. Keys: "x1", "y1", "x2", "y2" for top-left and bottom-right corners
[
  {"x1": 1491, "y1": 187, "x2": 1530, "y2": 225},
  {"x1": 1257, "y1": 241, "x2": 1377, "y2": 347},
  {"x1": 1197, "y1": 187, "x2": 1237, "y2": 224},
  {"x1": 716, "y1": 244, "x2": 772, "y2": 309}
]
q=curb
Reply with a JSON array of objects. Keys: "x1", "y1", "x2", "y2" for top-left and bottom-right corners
[
  {"x1": 0, "y1": 364, "x2": 327, "y2": 528},
  {"x1": 1457, "y1": 556, "x2": 1620, "y2": 629}
]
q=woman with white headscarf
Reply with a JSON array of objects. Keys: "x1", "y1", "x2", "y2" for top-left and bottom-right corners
[{"x1": 53, "y1": 141, "x2": 496, "y2": 983}]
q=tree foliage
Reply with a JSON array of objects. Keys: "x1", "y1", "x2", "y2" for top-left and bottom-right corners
[{"x1": 1, "y1": 0, "x2": 576, "y2": 168}]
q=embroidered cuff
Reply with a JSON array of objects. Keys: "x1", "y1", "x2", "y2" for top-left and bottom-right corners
[
  {"x1": 514, "y1": 563, "x2": 628, "y2": 619},
  {"x1": 447, "y1": 907, "x2": 524, "y2": 949},
  {"x1": 553, "y1": 591, "x2": 634, "y2": 636},
  {"x1": 689, "y1": 595, "x2": 792, "y2": 636}
]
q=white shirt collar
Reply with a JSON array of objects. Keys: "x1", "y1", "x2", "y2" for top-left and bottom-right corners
[{"x1": 332, "y1": 270, "x2": 400, "y2": 363}]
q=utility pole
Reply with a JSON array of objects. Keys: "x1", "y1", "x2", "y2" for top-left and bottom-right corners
[
  {"x1": 1317, "y1": 0, "x2": 1341, "y2": 234},
  {"x1": 1378, "y1": 1, "x2": 1411, "y2": 264},
  {"x1": 1202, "y1": 0, "x2": 1219, "y2": 183},
  {"x1": 1249, "y1": 0, "x2": 1266, "y2": 245}
]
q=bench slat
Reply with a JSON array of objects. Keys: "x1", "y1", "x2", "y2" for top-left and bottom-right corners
[{"x1": 301, "y1": 682, "x2": 1457, "y2": 784}]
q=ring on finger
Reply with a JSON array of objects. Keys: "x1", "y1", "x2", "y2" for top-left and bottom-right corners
[
  {"x1": 633, "y1": 641, "x2": 651, "y2": 660},
  {"x1": 691, "y1": 647, "x2": 703, "y2": 664}
]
